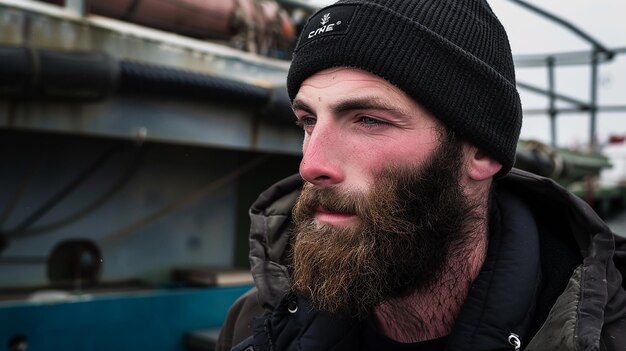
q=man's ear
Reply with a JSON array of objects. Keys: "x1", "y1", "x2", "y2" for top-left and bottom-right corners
[{"x1": 463, "y1": 144, "x2": 502, "y2": 181}]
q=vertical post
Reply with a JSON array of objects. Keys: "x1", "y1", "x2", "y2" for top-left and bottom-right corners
[
  {"x1": 66, "y1": 0, "x2": 87, "y2": 17},
  {"x1": 589, "y1": 49, "x2": 599, "y2": 152},
  {"x1": 547, "y1": 56, "x2": 557, "y2": 148}
]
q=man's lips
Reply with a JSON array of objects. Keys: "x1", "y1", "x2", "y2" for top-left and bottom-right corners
[{"x1": 315, "y1": 208, "x2": 357, "y2": 225}]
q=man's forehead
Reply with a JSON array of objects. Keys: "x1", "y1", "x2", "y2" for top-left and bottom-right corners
[
  {"x1": 293, "y1": 95, "x2": 406, "y2": 116},
  {"x1": 299, "y1": 67, "x2": 397, "y2": 90},
  {"x1": 294, "y1": 67, "x2": 414, "y2": 109}
]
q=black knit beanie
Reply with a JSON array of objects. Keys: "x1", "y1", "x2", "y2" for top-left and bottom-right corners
[{"x1": 287, "y1": 0, "x2": 522, "y2": 177}]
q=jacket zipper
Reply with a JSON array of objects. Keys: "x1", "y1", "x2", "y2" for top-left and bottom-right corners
[{"x1": 508, "y1": 333, "x2": 521, "y2": 351}]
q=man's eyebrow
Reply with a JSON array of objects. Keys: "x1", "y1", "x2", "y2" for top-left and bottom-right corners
[
  {"x1": 292, "y1": 99, "x2": 314, "y2": 114},
  {"x1": 333, "y1": 97, "x2": 409, "y2": 118},
  {"x1": 292, "y1": 96, "x2": 411, "y2": 118}
]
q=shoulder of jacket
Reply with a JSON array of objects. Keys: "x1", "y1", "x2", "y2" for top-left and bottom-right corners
[
  {"x1": 499, "y1": 168, "x2": 612, "y2": 255},
  {"x1": 216, "y1": 288, "x2": 263, "y2": 351}
]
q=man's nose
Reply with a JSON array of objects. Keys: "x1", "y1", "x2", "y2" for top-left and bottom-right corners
[{"x1": 299, "y1": 126, "x2": 345, "y2": 186}]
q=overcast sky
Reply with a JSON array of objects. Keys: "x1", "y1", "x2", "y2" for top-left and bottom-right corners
[
  {"x1": 304, "y1": 0, "x2": 626, "y2": 150},
  {"x1": 491, "y1": 1, "x2": 626, "y2": 150}
]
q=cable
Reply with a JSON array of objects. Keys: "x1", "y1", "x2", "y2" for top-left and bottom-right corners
[
  {"x1": 7, "y1": 144, "x2": 147, "y2": 239},
  {"x1": 98, "y1": 154, "x2": 271, "y2": 248},
  {"x1": 2, "y1": 145, "x2": 122, "y2": 237},
  {"x1": 0, "y1": 157, "x2": 43, "y2": 229}
]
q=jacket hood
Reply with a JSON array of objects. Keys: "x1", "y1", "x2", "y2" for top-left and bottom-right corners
[{"x1": 248, "y1": 173, "x2": 302, "y2": 310}]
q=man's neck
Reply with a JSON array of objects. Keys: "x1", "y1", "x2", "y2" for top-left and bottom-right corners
[{"x1": 372, "y1": 210, "x2": 489, "y2": 343}]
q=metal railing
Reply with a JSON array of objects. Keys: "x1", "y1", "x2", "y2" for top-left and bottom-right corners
[{"x1": 509, "y1": 0, "x2": 626, "y2": 150}]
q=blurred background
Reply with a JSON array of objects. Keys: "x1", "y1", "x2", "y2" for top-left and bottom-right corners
[{"x1": 0, "y1": 0, "x2": 624, "y2": 350}]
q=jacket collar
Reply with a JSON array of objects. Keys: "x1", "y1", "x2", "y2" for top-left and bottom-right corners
[{"x1": 446, "y1": 185, "x2": 542, "y2": 350}]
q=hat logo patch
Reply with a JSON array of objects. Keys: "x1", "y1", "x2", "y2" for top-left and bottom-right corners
[
  {"x1": 295, "y1": 4, "x2": 357, "y2": 51},
  {"x1": 308, "y1": 13, "x2": 342, "y2": 39}
]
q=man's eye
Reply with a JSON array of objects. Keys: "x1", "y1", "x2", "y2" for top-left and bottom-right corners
[
  {"x1": 358, "y1": 116, "x2": 386, "y2": 127},
  {"x1": 296, "y1": 116, "x2": 316, "y2": 131}
]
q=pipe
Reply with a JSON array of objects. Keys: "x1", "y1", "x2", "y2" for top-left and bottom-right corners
[
  {"x1": 0, "y1": 46, "x2": 119, "y2": 100},
  {"x1": 0, "y1": 45, "x2": 294, "y2": 125},
  {"x1": 37, "y1": 0, "x2": 296, "y2": 54},
  {"x1": 516, "y1": 80, "x2": 590, "y2": 109},
  {"x1": 514, "y1": 49, "x2": 614, "y2": 68},
  {"x1": 523, "y1": 106, "x2": 626, "y2": 115},
  {"x1": 119, "y1": 60, "x2": 270, "y2": 106},
  {"x1": 589, "y1": 51, "x2": 599, "y2": 151},
  {"x1": 547, "y1": 57, "x2": 557, "y2": 148}
]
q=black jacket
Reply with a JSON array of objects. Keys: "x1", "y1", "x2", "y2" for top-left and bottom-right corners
[{"x1": 218, "y1": 169, "x2": 626, "y2": 351}]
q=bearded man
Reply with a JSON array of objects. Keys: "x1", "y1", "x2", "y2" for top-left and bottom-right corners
[{"x1": 217, "y1": 1, "x2": 626, "y2": 350}]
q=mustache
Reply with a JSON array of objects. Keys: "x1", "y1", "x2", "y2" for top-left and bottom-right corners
[
  {"x1": 292, "y1": 170, "x2": 421, "y2": 235},
  {"x1": 293, "y1": 184, "x2": 361, "y2": 216}
]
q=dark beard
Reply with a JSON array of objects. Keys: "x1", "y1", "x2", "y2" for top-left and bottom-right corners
[{"x1": 290, "y1": 134, "x2": 478, "y2": 319}]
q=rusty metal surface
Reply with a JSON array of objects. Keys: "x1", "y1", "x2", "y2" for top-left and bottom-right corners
[
  {"x1": 89, "y1": 0, "x2": 237, "y2": 38},
  {"x1": 0, "y1": 0, "x2": 300, "y2": 152},
  {"x1": 0, "y1": 0, "x2": 290, "y2": 86}
]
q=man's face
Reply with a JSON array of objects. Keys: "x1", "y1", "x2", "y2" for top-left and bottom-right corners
[
  {"x1": 293, "y1": 67, "x2": 444, "y2": 203},
  {"x1": 290, "y1": 68, "x2": 477, "y2": 318}
]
